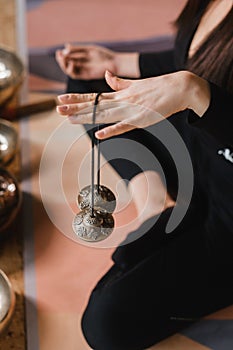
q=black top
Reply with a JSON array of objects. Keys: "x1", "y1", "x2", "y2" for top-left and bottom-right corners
[
  {"x1": 138, "y1": 3, "x2": 233, "y2": 236},
  {"x1": 139, "y1": 7, "x2": 233, "y2": 147}
]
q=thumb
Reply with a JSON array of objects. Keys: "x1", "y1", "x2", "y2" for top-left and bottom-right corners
[
  {"x1": 105, "y1": 70, "x2": 132, "y2": 91},
  {"x1": 62, "y1": 43, "x2": 71, "y2": 55}
]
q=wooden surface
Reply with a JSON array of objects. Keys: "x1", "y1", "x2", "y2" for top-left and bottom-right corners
[
  {"x1": 0, "y1": 228, "x2": 26, "y2": 350},
  {"x1": 0, "y1": 0, "x2": 17, "y2": 49}
]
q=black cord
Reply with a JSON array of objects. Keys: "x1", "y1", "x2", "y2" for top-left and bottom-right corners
[
  {"x1": 91, "y1": 92, "x2": 101, "y2": 216},
  {"x1": 97, "y1": 125, "x2": 101, "y2": 193}
]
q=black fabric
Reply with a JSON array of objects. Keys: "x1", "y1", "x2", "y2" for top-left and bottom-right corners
[
  {"x1": 81, "y1": 123, "x2": 179, "y2": 199},
  {"x1": 67, "y1": 76, "x2": 113, "y2": 94},
  {"x1": 80, "y1": 112, "x2": 233, "y2": 350},
  {"x1": 81, "y1": 207, "x2": 233, "y2": 350},
  {"x1": 80, "y1": 110, "x2": 233, "y2": 349},
  {"x1": 139, "y1": 49, "x2": 176, "y2": 78},
  {"x1": 191, "y1": 82, "x2": 233, "y2": 146}
]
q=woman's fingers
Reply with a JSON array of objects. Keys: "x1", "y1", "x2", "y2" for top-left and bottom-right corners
[
  {"x1": 56, "y1": 100, "x2": 94, "y2": 115},
  {"x1": 56, "y1": 47, "x2": 89, "y2": 78},
  {"x1": 56, "y1": 71, "x2": 198, "y2": 136},
  {"x1": 55, "y1": 50, "x2": 67, "y2": 72},
  {"x1": 63, "y1": 43, "x2": 88, "y2": 55},
  {"x1": 105, "y1": 70, "x2": 132, "y2": 91},
  {"x1": 63, "y1": 44, "x2": 96, "y2": 55},
  {"x1": 57, "y1": 96, "x2": 119, "y2": 118},
  {"x1": 62, "y1": 103, "x2": 126, "y2": 125},
  {"x1": 57, "y1": 72, "x2": 131, "y2": 104},
  {"x1": 65, "y1": 60, "x2": 83, "y2": 78},
  {"x1": 56, "y1": 74, "x2": 138, "y2": 133},
  {"x1": 95, "y1": 121, "x2": 136, "y2": 139},
  {"x1": 62, "y1": 47, "x2": 89, "y2": 61},
  {"x1": 57, "y1": 92, "x2": 101, "y2": 104},
  {"x1": 57, "y1": 90, "x2": 119, "y2": 106}
]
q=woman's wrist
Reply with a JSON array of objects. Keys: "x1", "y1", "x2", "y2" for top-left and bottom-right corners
[
  {"x1": 114, "y1": 52, "x2": 140, "y2": 78},
  {"x1": 183, "y1": 71, "x2": 211, "y2": 117}
]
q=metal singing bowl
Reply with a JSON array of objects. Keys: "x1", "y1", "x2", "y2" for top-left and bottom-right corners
[
  {"x1": 0, "y1": 270, "x2": 16, "y2": 335},
  {"x1": 0, "y1": 118, "x2": 18, "y2": 165},
  {"x1": 0, "y1": 46, "x2": 24, "y2": 106},
  {"x1": 0, "y1": 168, "x2": 22, "y2": 236}
]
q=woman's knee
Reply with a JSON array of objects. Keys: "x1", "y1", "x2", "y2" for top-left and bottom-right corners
[
  {"x1": 81, "y1": 291, "x2": 129, "y2": 350},
  {"x1": 81, "y1": 288, "x2": 166, "y2": 350}
]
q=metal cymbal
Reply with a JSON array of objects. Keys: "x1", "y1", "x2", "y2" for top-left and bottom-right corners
[
  {"x1": 77, "y1": 184, "x2": 116, "y2": 214},
  {"x1": 73, "y1": 209, "x2": 114, "y2": 242},
  {"x1": 0, "y1": 270, "x2": 15, "y2": 335}
]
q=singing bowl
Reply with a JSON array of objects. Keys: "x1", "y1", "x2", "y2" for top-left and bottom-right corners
[
  {"x1": 0, "y1": 168, "x2": 22, "y2": 236},
  {"x1": 0, "y1": 46, "x2": 24, "y2": 106},
  {"x1": 0, "y1": 118, "x2": 18, "y2": 165},
  {"x1": 0, "y1": 270, "x2": 16, "y2": 335}
]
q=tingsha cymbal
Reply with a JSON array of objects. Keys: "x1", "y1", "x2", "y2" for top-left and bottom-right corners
[
  {"x1": 77, "y1": 184, "x2": 116, "y2": 214},
  {"x1": 72, "y1": 209, "x2": 114, "y2": 242},
  {"x1": 73, "y1": 93, "x2": 115, "y2": 242}
]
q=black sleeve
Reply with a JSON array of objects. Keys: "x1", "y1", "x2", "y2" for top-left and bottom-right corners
[
  {"x1": 190, "y1": 82, "x2": 233, "y2": 146},
  {"x1": 139, "y1": 49, "x2": 176, "y2": 78}
]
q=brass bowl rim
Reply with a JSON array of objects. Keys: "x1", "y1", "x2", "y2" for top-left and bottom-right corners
[
  {"x1": 0, "y1": 269, "x2": 16, "y2": 335},
  {"x1": 0, "y1": 44, "x2": 25, "y2": 90},
  {"x1": 0, "y1": 118, "x2": 18, "y2": 165},
  {"x1": 0, "y1": 117, "x2": 18, "y2": 134}
]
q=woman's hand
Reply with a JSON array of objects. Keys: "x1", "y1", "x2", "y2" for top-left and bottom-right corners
[
  {"x1": 56, "y1": 70, "x2": 210, "y2": 139},
  {"x1": 55, "y1": 44, "x2": 140, "y2": 80}
]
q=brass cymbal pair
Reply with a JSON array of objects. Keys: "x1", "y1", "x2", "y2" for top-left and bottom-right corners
[{"x1": 73, "y1": 184, "x2": 116, "y2": 242}]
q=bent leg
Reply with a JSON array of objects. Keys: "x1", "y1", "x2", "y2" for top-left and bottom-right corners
[
  {"x1": 81, "y1": 209, "x2": 233, "y2": 350},
  {"x1": 129, "y1": 171, "x2": 175, "y2": 226}
]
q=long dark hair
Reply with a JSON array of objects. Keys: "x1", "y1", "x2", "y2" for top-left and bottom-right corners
[{"x1": 175, "y1": 0, "x2": 233, "y2": 94}]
